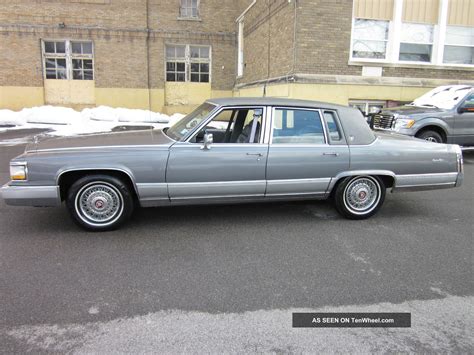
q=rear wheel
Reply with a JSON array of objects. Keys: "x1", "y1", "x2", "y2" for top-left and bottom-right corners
[
  {"x1": 334, "y1": 175, "x2": 385, "y2": 220},
  {"x1": 66, "y1": 175, "x2": 134, "y2": 231},
  {"x1": 417, "y1": 130, "x2": 444, "y2": 143}
]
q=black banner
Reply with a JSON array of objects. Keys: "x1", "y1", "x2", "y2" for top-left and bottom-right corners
[{"x1": 293, "y1": 313, "x2": 411, "y2": 328}]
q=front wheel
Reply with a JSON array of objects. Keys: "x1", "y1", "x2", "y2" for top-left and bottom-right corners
[
  {"x1": 334, "y1": 175, "x2": 385, "y2": 220},
  {"x1": 417, "y1": 130, "x2": 444, "y2": 143},
  {"x1": 66, "y1": 175, "x2": 134, "y2": 231}
]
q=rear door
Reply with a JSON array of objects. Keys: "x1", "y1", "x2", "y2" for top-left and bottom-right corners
[{"x1": 265, "y1": 107, "x2": 350, "y2": 197}]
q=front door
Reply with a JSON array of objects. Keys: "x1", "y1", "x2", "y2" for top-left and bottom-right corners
[
  {"x1": 167, "y1": 106, "x2": 268, "y2": 202},
  {"x1": 265, "y1": 107, "x2": 350, "y2": 197},
  {"x1": 454, "y1": 92, "x2": 474, "y2": 146}
]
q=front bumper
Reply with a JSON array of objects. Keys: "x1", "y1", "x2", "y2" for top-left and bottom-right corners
[
  {"x1": 373, "y1": 127, "x2": 415, "y2": 136},
  {"x1": 0, "y1": 183, "x2": 61, "y2": 207}
]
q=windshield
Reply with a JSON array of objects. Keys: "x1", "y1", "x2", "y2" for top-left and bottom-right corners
[
  {"x1": 165, "y1": 102, "x2": 217, "y2": 141},
  {"x1": 408, "y1": 85, "x2": 472, "y2": 109}
]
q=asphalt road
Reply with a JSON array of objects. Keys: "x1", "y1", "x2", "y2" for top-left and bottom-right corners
[{"x1": 0, "y1": 129, "x2": 473, "y2": 353}]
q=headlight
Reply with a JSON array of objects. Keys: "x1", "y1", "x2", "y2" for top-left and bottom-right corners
[
  {"x1": 394, "y1": 117, "x2": 415, "y2": 130},
  {"x1": 10, "y1": 163, "x2": 27, "y2": 181}
]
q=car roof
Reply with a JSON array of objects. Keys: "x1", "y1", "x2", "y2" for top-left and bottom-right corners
[{"x1": 206, "y1": 97, "x2": 349, "y2": 111}]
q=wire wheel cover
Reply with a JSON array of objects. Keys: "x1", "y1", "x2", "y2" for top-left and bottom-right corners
[
  {"x1": 344, "y1": 177, "x2": 381, "y2": 214},
  {"x1": 76, "y1": 182, "x2": 124, "y2": 225}
]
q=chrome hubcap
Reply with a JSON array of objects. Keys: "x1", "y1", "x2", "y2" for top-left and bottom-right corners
[
  {"x1": 76, "y1": 182, "x2": 123, "y2": 225},
  {"x1": 425, "y1": 136, "x2": 437, "y2": 142},
  {"x1": 344, "y1": 177, "x2": 380, "y2": 213}
]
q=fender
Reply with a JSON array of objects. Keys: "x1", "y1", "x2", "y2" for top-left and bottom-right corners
[
  {"x1": 413, "y1": 117, "x2": 451, "y2": 137},
  {"x1": 327, "y1": 170, "x2": 396, "y2": 193},
  {"x1": 55, "y1": 166, "x2": 140, "y2": 196}
]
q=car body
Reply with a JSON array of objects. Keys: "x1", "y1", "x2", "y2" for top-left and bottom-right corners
[
  {"x1": 371, "y1": 85, "x2": 474, "y2": 147},
  {"x1": 1, "y1": 97, "x2": 464, "y2": 231}
]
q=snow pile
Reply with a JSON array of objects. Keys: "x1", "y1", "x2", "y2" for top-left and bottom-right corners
[{"x1": 0, "y1": 106, "x2": 185, "y2": 136}]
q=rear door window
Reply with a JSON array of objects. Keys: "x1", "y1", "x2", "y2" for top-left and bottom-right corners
[
  {"x1": 272, "y1": 108, "x2": 325, "y2": 144},
  {"x1": 323, "y1": 111, "x2": 344, "y2": 143}
]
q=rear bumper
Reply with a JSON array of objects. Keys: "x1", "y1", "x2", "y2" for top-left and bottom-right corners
[
  {"x1": 393, "y1": 172, "x2": 463, "y2": 192},
  {"x1": 0, "y1": 183, "x2": 61, "y2": 206}
]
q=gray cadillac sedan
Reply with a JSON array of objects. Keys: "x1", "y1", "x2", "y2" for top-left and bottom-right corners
[{"x1": 1, "y1": 98, "x2": 464, "y2": 231}]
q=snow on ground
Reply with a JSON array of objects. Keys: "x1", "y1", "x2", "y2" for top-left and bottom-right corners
[
  {"x1": 4, "y1": 295, "x2": 473, "y2": 353},
  {"x1": 0, "y1": 106, "x2": 185, "y2": 136}
]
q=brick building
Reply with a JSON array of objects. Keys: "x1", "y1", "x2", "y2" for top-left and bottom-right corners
[{"x1": 0, "y1": 0, "x2": 473, "y2": 114}]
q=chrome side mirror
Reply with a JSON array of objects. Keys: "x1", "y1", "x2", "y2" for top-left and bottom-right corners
[{"x1": 201, "y1": 133, "x2": 213, "y2": 150}]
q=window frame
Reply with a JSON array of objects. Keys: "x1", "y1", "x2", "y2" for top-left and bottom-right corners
[
  {"x1": 349, "y1": 0, "x2": 474, "y2": 69},
  {"x1": 42, "y1": 39, "x2": 94, "y2": 81},
  {"x1": 350, "y1": 18, "x2": 390, "y2": 60},
  {"x1": 165, "y1": 44, "x2": 212, "y2": 83},
  {"x1": 349, "y1": 99, "x2": 387, "y2": 116},
  {"x1": 442, "y1": 25, "x2": 474, "y2": 65},
  {"x1": 458, "y1": 91, "x2": 474, "y2": 110},
  {"x1": 322, "y1": 110, "x2": 347, "y2": 145},
  {"x1": 398, "y1": 22, "x2": 434, "y2": 63},
  {"x1": 178, "y1": 0, "x2": 200, "y2": 20},
  {"x1": 269, "y1": 107, "x2": 329, "y2": 146},
  {"x1": 184, "y1": 105, "x2": 268, "y2": 144},
  {"x1": 165, "y1": 44, "x2": 187, "y2": 82}
]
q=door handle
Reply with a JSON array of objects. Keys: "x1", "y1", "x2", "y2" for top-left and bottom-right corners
[
  {"x1": 323, "y1": 152, "x2": 339, "y2": 157},
  {"x1": 246, "y1": 153, "x2": 263, "y2": 157}
]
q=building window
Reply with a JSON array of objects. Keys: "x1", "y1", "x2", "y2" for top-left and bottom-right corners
[
  {"x1": 42, "y1": 40, "x2": 94, "y2": 80},
  {"x1": 443, "y1": 26, "x2": 474, "y2": 65},
  {"x1": 351, "y1": 19, "x2": 389, "y2": 59},
  {"x1": 179, "y1": 0, "x2": 199, "y2": 18},
  {"x1": 190, "y1": 46, "x2": 209, "y2": 82},
  {"x1": 350, "y1": 0, "x2": 473, "y2": 68},
  {"x1": 349, "y1": 100, "x2": 387, "y2": 116},
  {"x1": 399, "y1": 23, "x2": 433, "y2": 62},
  {"x1": 166, "y1": 44, "x2": 211, "y2": 83},
  {"x1": 166, "y1": 45, "x2": 186, "y2": 82}
]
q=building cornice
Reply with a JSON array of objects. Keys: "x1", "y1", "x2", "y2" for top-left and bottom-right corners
[{"x1": 0, "y1": 23, "x2": 236, "y2": 41}]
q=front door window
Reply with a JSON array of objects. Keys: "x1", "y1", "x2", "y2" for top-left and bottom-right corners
[{"x1": 190, "y1": 107, "x2": 264, "y2": 144}]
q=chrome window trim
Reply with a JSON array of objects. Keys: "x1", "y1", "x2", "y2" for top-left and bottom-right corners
[
  {"x1": 269, "y1": 106, "x2": 329, "y2": 146},
  {"x1": 321, "y1": 109, "x2": 347, "y2": 145},
  {"x1": 184, "y1": 105, "x2": 267, "y2": 144}
]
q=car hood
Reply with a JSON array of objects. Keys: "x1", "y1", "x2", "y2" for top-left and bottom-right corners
[
  {"x1": 27, "y1": 128, "x2": 174, "y2": 152},
  {"x1": 380, "y1": 105, "x2": 447, "y2": 116}
]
